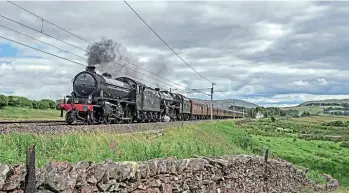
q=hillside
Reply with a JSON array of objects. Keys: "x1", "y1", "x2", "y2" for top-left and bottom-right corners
[{"x1": 299, "y1": 99, "x2": 349, "y2": 106}]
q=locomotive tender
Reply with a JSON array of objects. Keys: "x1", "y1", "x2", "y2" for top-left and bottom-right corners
[{"x1": 57, "y1": 65, "x2": 245, "y2": 124}]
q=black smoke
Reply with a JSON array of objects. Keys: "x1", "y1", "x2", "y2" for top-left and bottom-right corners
[
  {"x1": 85, "y1": 37, "x2": 173, "y2": 89},
  {"x1": 86, "y1": 37, "x2": 120, "y2": 65},
  {"x1": 85, "y1": 37, "x2": 141, "y2": 80}
]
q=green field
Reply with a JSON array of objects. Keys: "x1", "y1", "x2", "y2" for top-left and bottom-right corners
[
  {"x1": 239, "y1": 116, "x2": 349, "y2": 186},
  {"x1": 282, "y1": 105, "x2": 339, "y2": 116},
  {"x1": 0, "y1": 107, "x2": 64, "y2": 120},
  {"x1": 1, "y1": 118, "x2": 349, "y2": 189}
]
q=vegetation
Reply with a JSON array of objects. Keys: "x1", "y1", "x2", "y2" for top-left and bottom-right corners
[
  {"x1": 0, "y1": 107, "x2": 63, "y2": 120},
  {"x1": 0, "y1": 119, "x2": 348, "y2": 187},
  {"x1": 0, "y1": 94, "x2": 57, "y2": 110},
  {"x1": 0, "y1": 95, "x2": 62, "y2": 120},
  {"x1": 238, "y1": 117, "x2": 349, "y2": 186},
  {"x1": 0, "y1": 121, "x2": 253, "y2": 166}
]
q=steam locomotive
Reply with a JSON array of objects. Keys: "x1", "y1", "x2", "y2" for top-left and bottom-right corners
[{"x1": 57, "y1": 65, "x2": 245, "y2": 124}]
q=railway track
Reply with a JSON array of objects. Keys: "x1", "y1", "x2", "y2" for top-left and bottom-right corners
[
  {"x1": 0, "y1": 119, "x2": 232, "y2": 135},
  {"x1": 0, "y1": 120, "x2": 66, "y2": 124}
]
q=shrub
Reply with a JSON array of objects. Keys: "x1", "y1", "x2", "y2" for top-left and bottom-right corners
[
  {"x1": 38, "y1": 100, "x2": 50, "y2": 109},
  {"x1": 340, "y1": 141, "x2": 349, "y2": 148},
  {"x1": 31, "y1": 101, "x2": 39, "y2": 109},
  {"x1": 0, "y1": 94, "x2": 8, "y2": 108},
  {"x1": 40, "y1": 99, "x2": 56, "y2": 109},
  {"x1": 7, "y1": 96, "x2": 21, "y2": 107}
]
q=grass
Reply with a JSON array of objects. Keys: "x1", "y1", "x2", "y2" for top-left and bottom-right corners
[
  {"x1": 0, "y1": 106, "x2": 64, "y2": 120},
  {"x1": 0, "y1": 121, "x2": 253, "y2": 167},
  {"x1": 239, "y1": 117, "x2": 349, "y2": 186},
  {"x1": 0, "y1": 118, "x2": 348, "y2": 188},
  {"x1": 281, "y1": 105, "x2": 342, "y2": 116}
]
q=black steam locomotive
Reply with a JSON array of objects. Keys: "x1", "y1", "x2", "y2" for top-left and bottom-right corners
[{"x1": 58, "y1": 65, "x2": 242, "y2": 124}]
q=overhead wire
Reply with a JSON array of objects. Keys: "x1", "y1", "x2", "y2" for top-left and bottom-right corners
[
  {"x1": 0, "y1": 26, "x2": 175, "y2": 91},
  {"x1": 4, "y1": 1, "x2": 213, "y2": 99},
  {"x1": 0, "y1": 14, "x2": 88, "y2": 53},
  {"x1": 7, "y1": 0, "x2": 94, "y2": 45},
  {"x1": 0, "y1": 35, "x2": 86, "y2": 67},
  {"x1": 0, "y1": 24, "x2": 86, "y2": 60},
  {"x1": 0, "y1": 13, "x2": 184, "y2": 90},
  {"x1": 124, "y1": 0, "x2": 228, "y2": 98},
  {"x1": 0, "y1": 34, "x2": 173, "y2": 91},
  {"x1": 4, "y1": 0, "x2": 189, "y2": 91}
]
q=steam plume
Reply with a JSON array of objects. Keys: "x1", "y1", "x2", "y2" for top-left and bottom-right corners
[{"x1": 85, "y1": 37, "x2": 172, "y2": 88}]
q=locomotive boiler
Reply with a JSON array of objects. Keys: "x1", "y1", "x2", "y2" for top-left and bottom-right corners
[{"x1": 65, "y1": 65, "x2": 136, "y2": 124}]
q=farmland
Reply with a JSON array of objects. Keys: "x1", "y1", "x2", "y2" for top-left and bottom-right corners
[{"x1": 237, "y1": 116, "x2": 349, "y2": 187}]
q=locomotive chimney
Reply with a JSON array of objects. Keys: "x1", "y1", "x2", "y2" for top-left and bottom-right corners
[
  {"x1": 102, "y1": 72, "x2": 112, "y2": 79},
  {"x1": 86, "y1": 65, "x2": 96, "y2": 73},
  {"x1": 155, "y1": 88, "x2": 160, "y2": 91}
]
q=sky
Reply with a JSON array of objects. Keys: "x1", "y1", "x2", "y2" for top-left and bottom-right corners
[{"x1": 1, "y1": 1, "x2": 349, "y2": 107}]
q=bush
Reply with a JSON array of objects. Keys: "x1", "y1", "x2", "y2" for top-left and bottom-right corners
[
  {"x1": 7, "y1": 96, "x2": 21, "y2": 107},
  {"x1": 38, "y1": 100, "x2": 50, "y2": 109},
  {"x1": 340, "y1": 141, "x2": 349, "y2": 148},
  {"x1": 40, "y1": 99, "x2": 56, "y2": 109},
  {"x1": 271, "y1": 116, "x2": 276, "y2": 122},
  {"x1": 301, "y1": 111, "x2": 311, "y2": 116},
  {"x1": 322, "y1": 121, "x2": 348, "y2": 127},
  {"x1": 0, "y1": 95, "x2": 8, "y2": 108},
  {"x1": 31, "y1": 101, "x2": 39, "y2": 109}
]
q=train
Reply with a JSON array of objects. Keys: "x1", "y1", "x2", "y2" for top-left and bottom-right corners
[{"x1": 57, "y1": 65, "x2": 245, "y2": 124}]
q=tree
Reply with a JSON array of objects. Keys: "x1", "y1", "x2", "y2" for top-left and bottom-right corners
[
  {"x1": 38, "y1": 100, "x2": 50, "y2": 109},
  {"x1": 40, "y1": 99, "x2": 56, "y2": 109},
  {"x1": 8, "y1": 96, "x2": 21, "y2": 107},
  {"x1": 301, "y1": 111, "x2": 311, "y2": 116},
  {"x1": 31, "y1": 100, "x2": 39, "y2": 109},
  {"x1": 0, "y1": 95, "x2": 8, "y2": 108}
]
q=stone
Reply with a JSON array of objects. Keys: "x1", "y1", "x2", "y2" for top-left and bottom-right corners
[
  {"x1": 0, "y1": 165, "x2": 12, "y2": 189},
  {"x1": 0, "y1": 156, "x2": 338, "y2": 192}
]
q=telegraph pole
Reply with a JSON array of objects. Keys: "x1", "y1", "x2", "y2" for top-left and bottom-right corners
[
  {"x1": 243, "y1": 103, "x2": 245, "y2": 119},
  {"x1": 233, "y1": 101, "x2": 235, "y2": 119},
  {"x1": 211, "y1": 83, "x2": 214, "y2": 121}
]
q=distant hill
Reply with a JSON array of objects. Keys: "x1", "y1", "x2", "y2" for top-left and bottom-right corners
[
  {"x1": 279, "y1": 99, "x2": 349, "y2": 116},
  {"x1": 190, "y1": 98, "x2": 259, "y2": 110},
  {"x1": 298, "y1": 99, "x2": 349, "y2": 107}
]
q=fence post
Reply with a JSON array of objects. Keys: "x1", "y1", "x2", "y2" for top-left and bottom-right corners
[
  {"x1": 264, "y1": 149, "x2": 269, "y2": 193},
  {"x1": 25, "y1": 145, "x2": 36, "y2": 193}
]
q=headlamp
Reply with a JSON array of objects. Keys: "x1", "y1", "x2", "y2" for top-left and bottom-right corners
[{"x1": 83, "y1": 105, "x2": 88, "y2": 112}]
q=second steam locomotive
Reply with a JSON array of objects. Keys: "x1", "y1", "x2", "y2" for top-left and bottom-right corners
[{"x1": 57, "y1": 65, "x2": 245, "y2": 124}]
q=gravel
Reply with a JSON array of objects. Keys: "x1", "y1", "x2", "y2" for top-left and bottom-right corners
[{"x1": 0, "y1": 119, "x2": 221, "y2": 135}]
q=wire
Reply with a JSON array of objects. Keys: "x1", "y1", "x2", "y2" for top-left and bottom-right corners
[
  {"x1": 124, "y1": 0, "x2": 228, "y2": 97},
  {"x1": 0, "y1": 23, "x2": 183, "y2": 92},
  {"x1": 0, "y1": 24, "x2": 86, "y2": 60},
  {"x1": 5, "y1": 1, "x2": 188, "y2": 91},
  {"x1": 5, "y1": 1, "x2": 219, "y2": 99},
  {"x1": 7, "y1": 0, "x2": 94, "y2": 45},
  {"x1": 0, "y1": 35, "x2": 86, "y2": 66},
  {"x1": 0, "y1": 13, "x2": 183, "y2": 89},
  {"x1": 124, "y1": 0, "x2": 210, "y2": 82},
  {"x1": 0, "y1": 34, "x2": 175, "y2": 91},
  {"x1": 0, "y1": 14, "x2": 88, "y2": 53}
]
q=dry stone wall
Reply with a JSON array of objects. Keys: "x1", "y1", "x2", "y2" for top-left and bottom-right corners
[{"x1": 0, "y1": 155, "x2": 337, "y2": 193}]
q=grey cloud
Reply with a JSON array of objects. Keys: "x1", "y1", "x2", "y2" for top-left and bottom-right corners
[{"x1": 1, "y1": 1, "x2": 349, "y2": 106}]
